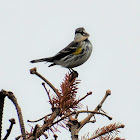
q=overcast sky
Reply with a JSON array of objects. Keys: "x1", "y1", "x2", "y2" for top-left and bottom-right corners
[{"x1": 0, "y1": 0, "x2": 140, "y2": 140}]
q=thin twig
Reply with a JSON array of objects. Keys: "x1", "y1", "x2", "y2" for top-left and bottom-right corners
[
  {"x1": 54, "y1": 134, "x2": 58, "y2": 140},
  {"x1": 75, "y1": 111, "x2": 112, "y2": 120},
  {"x1": 3, "y1": 118, "x2": 16, "y2": 140},
  {"x1": 50, "y1": 112, "x2": 76, "y2": 127},
  {"x1": 77, "y1": 92, "x2": 92, "y2": 103},
  {"x1": 43, "y1": 133, "x2": 48, "y2": 139},
  {"x1": 27, "y1": 108, "x2": 61, "y2": 140},
  {"x1": 0, "y1": 90, "x2": 26, "y2": 140},
  {"x1": 97, "y1": 90, "x2": 111, "y2": 110},
  {"x1": 42, "y1": 82, "x2": 53, "y2": 105},
  {"x1": 27, "y1": 113, "x2": 52, "y2": 123}
]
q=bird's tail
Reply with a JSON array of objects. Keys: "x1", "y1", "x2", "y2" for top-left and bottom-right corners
[{"x1": 30, "y1": 57, "x2": 52, "y2": 63}]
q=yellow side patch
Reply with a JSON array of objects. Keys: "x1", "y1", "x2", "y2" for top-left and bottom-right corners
[{"x1": 73, "y1": 47, "x2": 83, "y2": 55}]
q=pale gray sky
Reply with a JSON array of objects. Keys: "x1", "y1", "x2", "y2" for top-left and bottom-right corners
[{"x1": 0, "y1": 0, "x2": 140, "y2": 139}]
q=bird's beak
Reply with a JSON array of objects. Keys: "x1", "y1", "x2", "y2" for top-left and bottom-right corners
[{"x1": 84, "y1": 32, "x2": 90, "y2": 38}]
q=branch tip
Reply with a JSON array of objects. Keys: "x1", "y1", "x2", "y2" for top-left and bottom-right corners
[
  {"x1": 9, "y1": 118, "x2": 16, "y2": 124},
  {"x1": 30, "y1": 67, "x2": 37, "y2": 74},
  {"x1": 42, "y1": 82, "x2": 45, "y2": 85},
  {"x1": 120, "y1": 124, "x2": 125, "y2": 128},
  {"x1": 108, "y1": 116, "x2": 112, "y2": 120},
  {"x1": 106, "y1": 89, "x2": 111, "y2": 95},
  {"x1": 54, "y1": 134, "x2": 58, "y2": 138},
  {"x1": 87, "y1": 91, "x2": 92, "y2": 95}
]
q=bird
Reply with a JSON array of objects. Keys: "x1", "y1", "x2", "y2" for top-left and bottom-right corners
[{"x1": 30, "y1": 27, "x2": 93, "y2": 71}]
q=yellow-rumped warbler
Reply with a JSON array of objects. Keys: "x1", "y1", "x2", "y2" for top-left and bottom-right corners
[{"x1": 30, "y1": 27, "x2": 93, "y2": 70}]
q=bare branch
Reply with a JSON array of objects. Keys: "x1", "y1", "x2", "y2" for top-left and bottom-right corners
[
  {"x1": 0, "y1": 89, "x2": 6, "y2": 140},
  {"x1": 42, "y1": 133, "x2": 48, "y2": 139},
  {"x1": 79, "y1": 90, "x2": 111, "y2": 129},
  {"x1": 3, "y1": 118, "x2": 16, "y2": 140},
  {"x1": 75, "y1": 111, "x2": 112, "y2": 120},
  {"x1": 50, "y1": 111, "x2": 76, "y2": 127},
  {"x1": 30, "y1": 67, "x2": 58, "y2": 96},
  {"x1": 0, "y1": 90, "x2": 26, "y2": 140},
  {"x1": 42, "y1": 82, "x2": 53, "y2": 105},
  {"x1": 27, "y1": 108, "x2": 60, "y2": 140},
  {"x1": 54, "y1": 134, "x2": 58, "y2": 140},
  {"x1": 27, "y1": 113, "x2": 52, "y2": 123},
  {"x1": 77, "y1": 92, "x2": 92, "y2": 103}
]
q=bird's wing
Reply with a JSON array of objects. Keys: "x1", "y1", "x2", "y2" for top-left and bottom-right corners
[{"x1": 52, "y1": 41, "x2": 80, "y2": 60}]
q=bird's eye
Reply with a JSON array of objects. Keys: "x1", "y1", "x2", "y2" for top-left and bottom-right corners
[
  {"x1": 81, "y1": 31, "x2": 85, "y2": 35},
  {"x1": 75, "y1": 31, "x2": 86, "y2": 35},
  {"x1": 75, "y1": 31, "x2": 80, "y2": 34}
]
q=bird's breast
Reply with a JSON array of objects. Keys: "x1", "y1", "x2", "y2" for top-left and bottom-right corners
[{"x1": 72, "y1": 47, "x2": 83, "y2": 55}]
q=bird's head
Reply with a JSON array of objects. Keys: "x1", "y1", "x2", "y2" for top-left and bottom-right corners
[{"x1": 74, "y1": 27, "x2": 90, "y2": 42}]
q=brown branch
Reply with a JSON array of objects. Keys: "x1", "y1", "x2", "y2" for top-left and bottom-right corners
[
  {"x1": 50, "y1": 111, "x2": 76, "y2": 127},
  {"x1": 77, "y1": 92, "x2": 92, "y2": 103},
  {"x1": 0, "y1": 90, "x2": 26, "y2": 140},
  {"x1": 46, "y1": 109, "x2": 111, "y2": 129},
  {"x1": 3, "y1": 118, "x2": 16, "y2": 140},
  {"x1": 30, "y1": 67, "x2": 58, "y2": 96},
  {"x1": 75, "y1": 110, "x2": 112, "y2": 120},
  {"x1": 88, "y1": 120, "x2": 96, "y2": 123},
  {"x1": 42, "y1": 82, "x2": 53, "y2": 105},
  {"x1": 27, "y1": 113, "x2": 52, "y2": 123},
  {"x1": 27, "y1": 108, "x2": 60, "y2": 140},
  {"x1": 7, "y1": 91, "x2": 26, "y2": 140},
  {"x1": 15, "y1": 135, "x2": 21, "y2": 140},
  {"x1": 43, "y1": 133, "x2": 48, "y2": 139},
  {"x1": 97, "y1": 90, "x2": 111, "y2": 110},
  {"x1": 0, "y1": 89, "x2": 6, "y2": 140},
  {"x1": 54, "y1": 134, "x2": 58, "y2": 140},
  {"x1": 32, "y1": 125, "x2": 38, "y2": 137},
  {"x1": 79, "y1": 90, "x2": 111, "y2": 129},
  {"x1": 32, "y1": 124, "x2": 48, "y2": 139},
  {"x1": 67, "y1": 117, "x2": 80, "y2": 140},
  {"x1": 27, "y1": 111, "x2": 76, "y2": 140}
]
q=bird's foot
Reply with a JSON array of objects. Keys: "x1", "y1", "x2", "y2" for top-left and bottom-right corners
[{"x1": 68, "y1": 68, "x2": 78, "y2": 81}]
